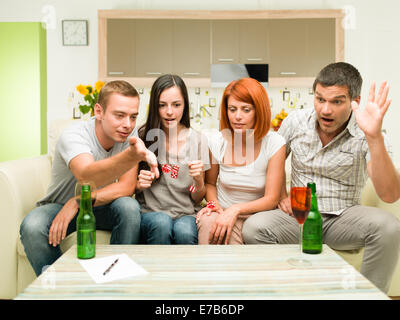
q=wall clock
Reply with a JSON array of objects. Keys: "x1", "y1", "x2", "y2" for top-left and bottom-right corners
[{"x1": 62, "y1": 20, "x2": 88, "y2": 46}]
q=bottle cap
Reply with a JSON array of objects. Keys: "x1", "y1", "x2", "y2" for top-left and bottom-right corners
[
  {"x1": 81, "y1": 184, "x2": 92, "y2": 201},
  {"x1": 307, "y1": 182, "x2": 316, "y2": 194},
  {"x1": 81, "y1": 184, "x2": 90, "y2": 192}
]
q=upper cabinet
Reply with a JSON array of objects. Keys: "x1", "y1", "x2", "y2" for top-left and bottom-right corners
[
  {"x1": 135, "y1": 20, "x2": 173, "y2": 77},
  {"x1": 172, "y1": 20, "x2": 210, "y2": 77},
  {"x1": 212, "y1": 20, "x2": 240, "y2": 64},
  {"x1": 238, "y1": 20, "x2": 269, "y2": 64},
  {"x1": 268, "y1": 19, "x2": 309, "y2": 77},
  {"x1": 268, "y1": 18, "x2": 335, "y2": 77},
  {"x1": 98, "y1": 10, "x2": 344, "y2": 87},
  {"x1": 212, "y1": 20, "x2": 268, "y2": 64},
  {"x1": 106, "y1": 19, "x2": 136, "y2": 77},
  {"x1": 306, "y1": 19, "x2": 336, "y2": 76}
]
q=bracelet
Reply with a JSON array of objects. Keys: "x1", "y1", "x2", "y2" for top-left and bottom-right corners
[{"x1": 206, "y1": 200, "x2": 216, "y2": 209}]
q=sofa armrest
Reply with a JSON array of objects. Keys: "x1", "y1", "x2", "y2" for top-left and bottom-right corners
[
  {"x1": 360, "y1": 177, "x2": 379, "y2": 207},
  {"x1": 374, "y1": 196, "x2": 400, "y2": 221},
  {"x1": 361, "y1": 168, "x2": 400, "y2": 220},
  {"x1": 0, "y1": 155, "x2": 52, "y2": 298}
]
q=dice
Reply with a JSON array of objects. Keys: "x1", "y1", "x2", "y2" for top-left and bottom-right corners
[
  {"x1": 170, "y1": 165, "x2": 179, "y2": 179},
  {"x1": 162, "y1": 164, "x2": 172, "y2": 174}
]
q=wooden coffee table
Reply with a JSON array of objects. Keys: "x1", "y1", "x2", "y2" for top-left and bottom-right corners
[{"x1": 15, "y1": 244, "x2": 388, "y2": 300}]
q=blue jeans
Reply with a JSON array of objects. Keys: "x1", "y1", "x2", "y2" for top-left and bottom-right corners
[
  {"x1": 20, "y1": 197, "x2": 141, "y2": 276},
  {"x1": 140, "y1": 211, "x2": 198, "y2": 244}
]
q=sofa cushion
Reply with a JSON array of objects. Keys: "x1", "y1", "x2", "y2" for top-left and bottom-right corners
[
  {"x1": 48, "y1": 119, "x2": 82, "y2": 160},
  {"x1": 17, "y1": 230, "x2": 111, "y2": 257},
  {"x1": 60, "y1": 230, "x2": 111, "y2": 253},
  {"x1": 334, "y1": 248, "x2": 364, "y2": 271}
]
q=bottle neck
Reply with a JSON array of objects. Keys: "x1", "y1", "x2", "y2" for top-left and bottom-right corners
[
  {"x1": 80, "y1": 190, "x2": 93, "y2": 213},
  {"x1": 310, "y1": 192, "x2": 319, "y2": 212}
]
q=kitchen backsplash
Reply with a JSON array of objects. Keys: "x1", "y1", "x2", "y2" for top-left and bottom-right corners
[
  {"x1": 69, "y1": 85, "x2": 315, "y2": 131},
  {"x1": 135, "y1": 86, "x2": 315, "y2": 131}
]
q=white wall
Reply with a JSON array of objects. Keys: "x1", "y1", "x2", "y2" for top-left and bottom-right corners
[{"x1": 1, "y1": 0, "x2": 400, "y2": 162}]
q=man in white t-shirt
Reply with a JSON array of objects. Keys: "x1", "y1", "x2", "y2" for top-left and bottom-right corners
[
  {"x1": 243, "y1": 62, "x2": 400, "y2": 293},
  {"x1": 20, "y1": 80, "x2": 159, "y2": 276}
]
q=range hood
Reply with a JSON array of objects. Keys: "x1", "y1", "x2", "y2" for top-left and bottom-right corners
[{"x1": 210, "y1": 64, "x2": 269, "y2": 88}]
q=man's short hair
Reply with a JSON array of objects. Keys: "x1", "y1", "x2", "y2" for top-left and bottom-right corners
[
  {"x1": 97, "y1": 80, "x2": 139, "y2": 110},
  {"x1": 313, "y1": 62, "x2": 363, "y2": 100}
]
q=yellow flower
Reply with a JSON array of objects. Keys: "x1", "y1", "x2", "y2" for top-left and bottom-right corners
[
  {"x1": 76, "y1": 84, "x2": 89, "y2": 96},
  {"x1": 76, "y1": 80, "x2": 105, "y2": 115},
  {"x1": 271, "y1": 118, "x2": 280, "y2": 127},
  {"x1": 95, "y1": 80, "x2": 105, "y2": 92}
]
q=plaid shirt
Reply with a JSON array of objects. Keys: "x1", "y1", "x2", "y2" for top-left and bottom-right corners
[{"x1": 278, "y1": 108, "x2": 392, "y2": 214}]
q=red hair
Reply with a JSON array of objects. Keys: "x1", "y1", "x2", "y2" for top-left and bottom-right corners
[{"x1": 220, "y1": 77, "x2": 271, "y2": 142}]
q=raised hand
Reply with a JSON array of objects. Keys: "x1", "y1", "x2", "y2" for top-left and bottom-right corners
[{"x1": 351, "y1": 81, "x2": 392, "y2": 139}]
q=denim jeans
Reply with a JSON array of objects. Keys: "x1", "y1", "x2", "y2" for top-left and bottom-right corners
[
  {"x1": 20, "y1": 197, "x2": 141, "y2": 276},
  {"x1": 140, "y1": 211, "x2": 198, "y2": 244}
]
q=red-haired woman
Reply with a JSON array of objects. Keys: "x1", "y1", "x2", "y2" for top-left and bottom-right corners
[{"x1": 196, "y1": 77, "x2": 286, "y2": 244}]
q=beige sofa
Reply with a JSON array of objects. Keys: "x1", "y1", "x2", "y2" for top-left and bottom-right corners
[{"x1": 0, "y1": 154, "x2": 113, "y2": 299}]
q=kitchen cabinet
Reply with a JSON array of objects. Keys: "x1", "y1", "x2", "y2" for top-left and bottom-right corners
[
  {"x1": 98, "y1": 10, "x2": 344, "y2": 87},
  {"x1": 268, "y1": 18, "x2": 335, "y2": 77},
  {"x1": 109, "y1": 19, "x2": 210, "y2": 79},
  {"x1": 106, "y1": 19, "x2": 136, "y2": 77},
  {"x1": 212, "y1": 20, "x2": 268, "y2": 64},
  {"x1": 212, "y1": 20, "x2": 239, "y2": 64},
  {"x1": 238, "y1": 20, "x2": 269, "y2": 64},
  {"x1": 306, "y1": 19, "x2": 336, "y2": 76},
  {"x1": 135, "y1": 20, "x2": 173, "y2": 77},
  {"x1": 172, "y1": 20, "x2": 210, "y2": 77}
]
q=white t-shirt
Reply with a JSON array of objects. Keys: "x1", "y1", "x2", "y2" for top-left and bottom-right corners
[
  {"x1": 208, "y1": 131, "x2": 285, "y2": 209},
  {"x1": 38, "y1": 118, "x2": 137, "y2": 206}
]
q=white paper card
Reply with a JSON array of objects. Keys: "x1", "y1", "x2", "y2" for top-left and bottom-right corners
[{"x1": 79, "y1": 253, "x2": 148, "y2": 284}]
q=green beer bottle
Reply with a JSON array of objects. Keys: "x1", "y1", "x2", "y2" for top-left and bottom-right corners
[
  {"x1": 77, "y1": 184, "x2": 96, "y2": 259},
  {"x1": 302, "y1": 182, "x2": 322, "y2": 254}
]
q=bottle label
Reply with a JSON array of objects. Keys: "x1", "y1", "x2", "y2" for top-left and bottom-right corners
[
  {"x1": 303, "y1": 221, "x2": 322, "y2": 253},
  {"x1": 77, "y1": 229, "x2": 96, "y2": 259},
  {"x1": 303, "y1": 225, "x2": 322, "y2": 239}
]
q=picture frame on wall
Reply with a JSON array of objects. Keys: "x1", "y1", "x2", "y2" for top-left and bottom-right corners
[
  {"x1": 73, "y1": 107, "x2": 81, "y2": 119},
  {"x1": 62, "y1": 20, "x2": 88, "y2": 46}
]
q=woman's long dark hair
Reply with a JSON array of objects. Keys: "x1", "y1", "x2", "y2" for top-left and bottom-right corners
[{"x1": 138, "y1": 74, "x2": 191, "y2": 175}]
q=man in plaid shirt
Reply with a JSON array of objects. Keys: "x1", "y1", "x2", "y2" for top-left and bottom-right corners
[{"x1": 243, "y1": 62, "x2": 400, "y2": 294}]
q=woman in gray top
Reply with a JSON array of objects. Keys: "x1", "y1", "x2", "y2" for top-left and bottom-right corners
[{"x1": 136, "y1": 74, "x2": 210, "y2": 244}]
